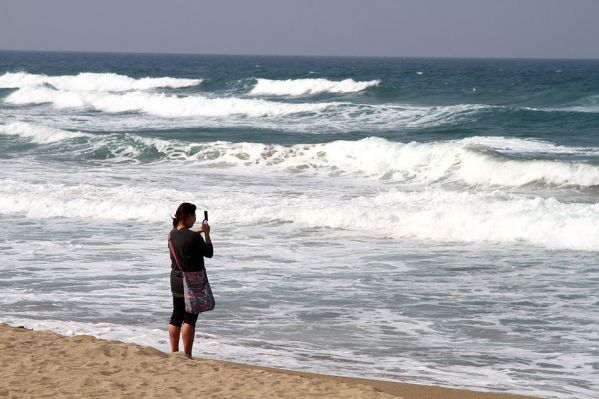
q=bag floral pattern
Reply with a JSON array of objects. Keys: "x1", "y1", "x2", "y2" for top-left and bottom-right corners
[{"x1": 183, "y1": 270, "x2": 215, "y2": 313}]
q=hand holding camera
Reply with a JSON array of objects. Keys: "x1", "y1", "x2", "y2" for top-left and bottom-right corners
[{"x1": 198, "y1": 210, "x2": 210, "y2": 234}]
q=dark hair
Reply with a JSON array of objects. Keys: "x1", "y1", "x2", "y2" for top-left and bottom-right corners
[{"x1": 172, "y1": 202, "x2": 196, "y2": 228}]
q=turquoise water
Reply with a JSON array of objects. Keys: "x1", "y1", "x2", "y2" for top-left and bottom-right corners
[{"x1": 0, "y1": 51, "x2": 598, "y2": 398}]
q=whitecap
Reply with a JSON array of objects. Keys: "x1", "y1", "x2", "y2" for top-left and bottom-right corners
[
  {"x1": 249, "y1": 78, "x2": 380, "y2": 96},
  {"x1": 0, "y1": 71, "x2": 201, "y2": 92}
]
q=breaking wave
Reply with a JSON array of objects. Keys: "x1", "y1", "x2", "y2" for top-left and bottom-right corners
[
  {"x1": 1, "y1": 178, "x2": 598, "y2": 251},
  {"x1": 249, "y1": 78, "x2": 380, "y2": 96},
  {"x1": 0, "y1": 71, "x2": 201, "y2": 92},
  {"x1": 0, "y1": 122, "x2": 90, "y2": 144},
  {"x1": 4, "y1": 86, "x2": 333, "y2": 117},
  {"x1": 3, "y1": 122, "x2": 599, "y2": 188}
]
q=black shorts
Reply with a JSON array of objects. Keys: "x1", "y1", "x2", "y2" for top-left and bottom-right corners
[{"x1": 169, "y1": 296, "x2": 199, "y2": 327}]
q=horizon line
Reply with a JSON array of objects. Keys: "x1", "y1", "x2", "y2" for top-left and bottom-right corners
[{"x1": 1, "y1": 48, "x2": 598, "y2": 62}]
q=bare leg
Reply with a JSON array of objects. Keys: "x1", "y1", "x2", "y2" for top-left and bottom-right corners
[
  {"x1": 181, "y1": 323, "x2": 195, "y2": 357},
  {"x1": 169, "y1": 324, "x2": 181, "y2": 352}
]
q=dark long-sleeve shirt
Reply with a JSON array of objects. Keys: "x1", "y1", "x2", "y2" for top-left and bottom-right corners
[{"x1": 169, "y1": 227, "x2": 213, "y2": 297}]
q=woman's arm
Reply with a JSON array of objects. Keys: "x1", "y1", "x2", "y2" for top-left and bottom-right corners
[{"x1": 197, "y1": 222, "x2": 213, "y2": 258}]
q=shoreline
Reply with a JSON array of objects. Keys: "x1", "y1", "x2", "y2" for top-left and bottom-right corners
[{"x1": 0, "y1": 323, "x2": 541, "y2": 399}]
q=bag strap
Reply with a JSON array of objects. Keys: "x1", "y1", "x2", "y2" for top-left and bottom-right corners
[{"x1": 168, "y1": 231, "x2": 184, "y2": 272}]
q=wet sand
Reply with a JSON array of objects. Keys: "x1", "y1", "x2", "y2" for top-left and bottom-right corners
[{"x1": 0, "y1": 323, "x2": 541, "y2": 399}]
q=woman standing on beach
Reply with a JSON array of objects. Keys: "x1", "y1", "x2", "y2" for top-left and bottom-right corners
[{"x1": 168, "y1": 202, "x2": 213, "y2": 357}]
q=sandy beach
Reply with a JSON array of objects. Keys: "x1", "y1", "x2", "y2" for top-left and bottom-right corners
[{"x1": 0, "y1": 323, "x2": 541, "y2": 399}]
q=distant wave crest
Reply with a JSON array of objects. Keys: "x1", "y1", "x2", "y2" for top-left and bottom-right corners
[
  {"x1": 554, "y1": 94, "x2": 599, "y2": 114},
  {"x1": 0, "y1": 122, "x2": 90, "y2": 144},
  {"x1": 249, "y1": 78, "x2": 380, "y2": 96},
  {"x1": 0, "y1": 71, "x2": 202, "y2": 92},
  {"x1": 4, "y1": 86, "x2": 333, "y2": 117},
  {"x1": 3, "y1": 84, "x2": 488, "y2": 129}
]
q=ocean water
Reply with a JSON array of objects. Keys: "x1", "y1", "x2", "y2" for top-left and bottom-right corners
[{"x1": 0, "y1": 51, "x2": 598, "y2": 398}]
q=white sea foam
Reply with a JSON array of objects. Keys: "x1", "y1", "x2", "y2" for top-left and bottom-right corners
[
  {"x1": 1, "y1": 177, "x2": 599, "y2": 251},
  {"x1": 2, "y1": 82, "x2": 489, "y2": 130},
  {"x1": 461, "y1": 136, "x2": 599, "y2": 155},
  {"x1": 4, "y1": 86, "x2": 333, "y2": 117},
  {"x1": 0, "y1": 179, "x2": 174, "y2": 221},
  {"x1": 118, "y1": 136, "x2": 599, "y2": 187},
  {"x1": 224, "y1": 188, "x2": 599, "y2": 251},
  {"x1": 0, "y1": 122, "x2": 90, "y2": 144},
  {"x1": 3, "y1": 122, "x2": 599, "y2": 188},
  {"x1": 249, "y1": 78, "x2": 380, "y2": 96},
  {"x1": 0, "y1": 71, "x2": 201, "y2": 92}
]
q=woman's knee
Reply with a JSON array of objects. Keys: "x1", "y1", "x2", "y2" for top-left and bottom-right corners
[
  {"x1": 170, "y1": 296, "x2": 185, "y2": 327},
  {"x1": 183, "y1": 313, "x2": 199, "y2": 327}
]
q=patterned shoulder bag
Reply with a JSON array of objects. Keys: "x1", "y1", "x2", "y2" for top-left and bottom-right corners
[{"x1": 168, "y1": 231, "x2": 215, "y2": 314}]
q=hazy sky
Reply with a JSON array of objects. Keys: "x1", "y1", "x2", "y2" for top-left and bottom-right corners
[{"x1": 1, "y1": 0, "x2": 598, "y2": 58}]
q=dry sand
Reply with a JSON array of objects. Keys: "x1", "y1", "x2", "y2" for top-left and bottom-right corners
[{"x1": 0, "y1": 323, "x2": 541, "y2": 399}]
